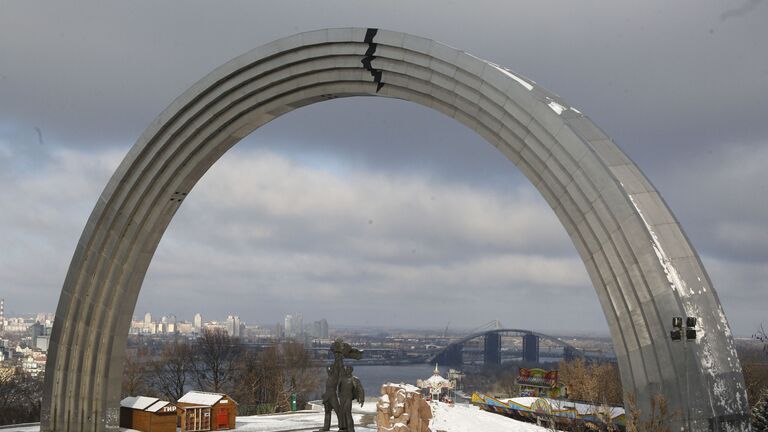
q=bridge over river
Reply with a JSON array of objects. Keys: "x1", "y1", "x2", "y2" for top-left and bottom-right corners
[{"x1": 429, "y1": 328, "x2": 588, "y2": 366}]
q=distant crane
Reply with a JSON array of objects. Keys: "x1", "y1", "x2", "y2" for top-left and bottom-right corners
[{"x1": 442, "y1": 321, "x2": 451, "y2": 338}]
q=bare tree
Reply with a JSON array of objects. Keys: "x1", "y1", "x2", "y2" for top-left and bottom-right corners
[
  {"x1": 493, "y1": 371, "x2": 519, "y2": 398},
  {"x1": 559, "y1": 359, "x2": 623, "y2": 405},
  {"x1": 753, "y1": 387, "x2": 768, "y2": 431},
  {"x1": 0, "y1": 373, "x2": 20, "y2": 424},
  {"x1": 559, "y1": 359, "x2": 598, "y2": 402},
  {"x1": 150, "y1": 339, "x2": 192, "y2": 401},
  {"x1": 594, "y1": 362, "x2": 623, "y2": 405},
  {"x1": 259, "y1": 345, "x2": 290, "y2": 411},
  {"x1": 741, "y1": 345, "x2": 768, "y2": 406},
  {"x1": 625, "y1": 393, "x2": 676, "y2": 432},
  {"x1": 234, "y1": 350, "x2": 272, "y2": 414},
  {"x1": 122, "y1": 351, "x2": 148, "y2": 397},
  {"x1": 191, "y1": 328, "x2": 241, "y2": 393},
  {"x1": 746, "y1": 323, "x2": 768, "y2": 428},
  {"x1": 234, "y1": 343, "x2": 320, "y2": 414},
  {"x1": 279, "y1": 343, "x2": 321, "y2": 410},
  {"x1": 0, "y1": 372, "x2": 43, "y2": 425},
  {"x1": 755, "y1": 323, "x2": 768, "y2": 357}
]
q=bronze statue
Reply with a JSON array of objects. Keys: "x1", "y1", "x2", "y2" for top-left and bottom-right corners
[
  {"x1": 338, "y1": 365, "x2": 364, "y2": 432},
  {"x1": 319, "y1": 339, "x2": 364, "y2": 432},
  {"x1": 319, "y1": 349, "x2": 344, "y2": 431}
]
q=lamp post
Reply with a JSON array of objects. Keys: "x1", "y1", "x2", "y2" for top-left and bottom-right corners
[{"x1": 671, "y1": 316, "x2": 697, "y2": 431}]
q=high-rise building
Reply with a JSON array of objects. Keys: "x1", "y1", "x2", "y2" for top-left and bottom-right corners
[
  {"x1": 284, "y1": 314, "x2": 304, "y2": 337},
  {"x1": 176, "y1": 322, "x2": 194, "y2": 334},
  {"x1": 226, "y1": 315, "x2": 241, "y2": 338},
  {"x1": 31, "y1": 321, "x2": 44, "y2": 344},
  {"x1": 36, "y1": 335, "x2": 50, "y2": 352},
  {"x1": 312, "y1": 321, "x2": 320, "y2": 338},
  {"x1": 284, "y1": 314, "x2": 293, "y2": 337},
  {"x1": 144, "y1": 313, "x2": 152, "y2": 325},
  {"x1": 158, "y1": 316, "x2": 167, "y2": 334},
  {"x1": 0, "y1": 298, "x2": 4, "y2": 333},
  {"x1": 168, "y1": 315, "x2": 177, "y2": 334},
  {"x1": 193, "y1": 313, "x2": 202, "y2": 332},
  {"x1": 296, "y1": 314, "x2": 303, "y2": 336},
  {"x1": 319, "y1": 318, "x2": 329, "y2": 339}
]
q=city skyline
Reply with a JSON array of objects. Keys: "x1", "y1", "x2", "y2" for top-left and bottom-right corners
[{"x1": 1, "y1": 2, "x2": 767, "y2": 336}]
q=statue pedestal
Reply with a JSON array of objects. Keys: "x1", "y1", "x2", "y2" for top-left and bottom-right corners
[{"x1": 375, "y1": 383, "x2": 432, "y2": 432}]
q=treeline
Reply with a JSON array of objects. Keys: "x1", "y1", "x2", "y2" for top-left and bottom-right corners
[
  {"x1": 559, "y1": 354, "x2": 768, "y2": 431},
  {"x1": 0, "y1": 372, "x2": 43, "y2": 425},
  {"x1": 462, "y1": 359, "x2": 624, "y2": 405},
  {"x1": 470, "y1": 347, "x2": 768, "y2": 432},
  {"x1": 123, "y1": 329, "x2": 321, "y2": 415},
  {"x1": 746, "y1": 324, "x2": 768, "y2": 431}
]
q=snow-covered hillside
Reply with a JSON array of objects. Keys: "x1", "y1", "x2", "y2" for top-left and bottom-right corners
[
  {"x1": 430, "y1": 403, "x2": 548, "y2": 432},
  {"x1": 4, "y1": 401, "x2": 548, "y2": 432}
]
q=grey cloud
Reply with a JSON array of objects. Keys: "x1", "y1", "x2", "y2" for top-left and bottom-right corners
[
  {"x1": 0, "y1": 1, "x2": 766, "y2": 335},
  {"x1": 180, "y1": 146, "x2": 574, "y2": 261},
  {"x1": 720, "y1": 0, "x2": 765, "y2": 21},
  {"x1": 2, "y1": 1, "x2": 767, "y2": 153},
  {"x1": 700, "y1": 254, "x2": 768, "y2": 334},
  {"x1": 136, "y1": 148, "x2": 596, "y2": 330},
  {"x1": 0, "y1": 145, "x2": 120, "y2": 316},
  {"x1": 650, "y1": 139, "x2": 768, "y2": 263},
  {"x1": 0, "y1": 143, "x2": 600, "y2": 331}
]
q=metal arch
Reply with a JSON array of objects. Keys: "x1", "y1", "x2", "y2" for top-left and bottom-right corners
[
  {"x1": 428, "y1": 328, "x2": 585, "y2": 363},
  {"x1": 41, "y1": 28, "x2": 749, "y2": 431}
]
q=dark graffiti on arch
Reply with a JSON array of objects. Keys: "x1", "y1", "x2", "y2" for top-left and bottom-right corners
[{"x1": 362, "y1": 28, "x2": 384, "y2": 92}]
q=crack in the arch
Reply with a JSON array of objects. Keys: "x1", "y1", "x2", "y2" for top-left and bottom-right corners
[{"x1": 362, "y1": 28, "x2": 384, "y2": 92}]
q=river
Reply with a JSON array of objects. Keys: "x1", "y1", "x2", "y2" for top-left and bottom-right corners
[{"x1": 351, "y1": 363, "x2": 438, "y2": 394}]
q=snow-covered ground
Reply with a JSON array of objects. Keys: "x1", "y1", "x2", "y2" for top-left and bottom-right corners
[
  {"x1": 2, "y1": 401, "x2": 547, "y2": 432},
  {"x1": 235, "y1": 409, "x2": 376, "y2": 431},
  {"x1": 429, "y1": 402, "x2": 548, "y2": 432},
  {"x1": 234, "y1": 401, "x2": 548, "y2": 432}
]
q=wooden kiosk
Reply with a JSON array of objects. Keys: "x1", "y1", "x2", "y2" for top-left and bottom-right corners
[
  {"x1": 119, "y1": 396, "x2": 177, "y2": 432},
  {"x1": 177, "y1": 391, "x2": 237, "y2": 431}
]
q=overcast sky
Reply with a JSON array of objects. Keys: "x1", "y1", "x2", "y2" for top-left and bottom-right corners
[{"x1": 1, "y1": 1, "x2": 766, "y2": 335}]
